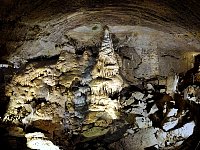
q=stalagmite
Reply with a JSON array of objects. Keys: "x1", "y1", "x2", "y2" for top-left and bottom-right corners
[
  {"x1": 173, "y1": 74, "x2": 179, "y2": 93},
  {"x1": 88, "y1": 27, "x2": 124, "y2": 123}
]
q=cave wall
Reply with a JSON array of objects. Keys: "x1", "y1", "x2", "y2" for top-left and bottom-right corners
[
  {"x1": 1, "y1": 0, "x2": 200, "y2": 150},
  {"x1": 2, "y1": 22, "x2": 198, "y2": 81}
]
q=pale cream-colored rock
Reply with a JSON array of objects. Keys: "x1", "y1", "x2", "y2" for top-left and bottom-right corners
[
  {"x1": 163, "y1": 117, "x2": 178, "y2": 131},
  {"x1": 13, "y1": 67, "x2": 53, "y2": 86},
  {"x1": 125, "y1": 97, "x2": 135, "y2": 106},
  {"x1": 43, "y1": 76, "x2": 57, "y2": 86},
  {"x1": 126, "y1": 128, "x2": 135, "y2": 134},
  {"x1": 90, "y1": 75, "x2": 123, "y2": 95},
  {"x1": 132, "y1": 92, "x2": 145, "y2": 100},
  {"x1": 148, "y1": 104, "x2": 159, "y2": 115},
  {"x1": 166, "y1": 74, "x2": 179, "y2": 96},
  {"x1": 4, "y1": 50, "x2": 87, "y2": 125},
  {"x1": 3, "y1": 28, "x2": 126, "y2": 146},
  {"x1": 109, "y1": 127, "x2": 158, "y2": 150},
  {"x1": 92, "y1": 59, "x2": 119, "y2": 80},
  {"x1": 87, "y1": 29, "x2": 123, "y2": 125},
  {"x1": 156, "y1": 121, "x2": 195, "y2": 148},
  {"x1": 135, "y1": 117, "x2": 152, "y2": 128},
  {"x1": 46, "y1": 89, "x2": 66, "y2": 106},
  {"x1": 25, "y1": 132, "x2": 60, "y2": 150}
]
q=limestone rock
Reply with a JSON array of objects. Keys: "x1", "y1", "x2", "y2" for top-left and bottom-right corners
[
  {"x1": 109, "y1": 127, "x2": 158, "y2": 150},
  {"x1": 163, "y1": 117, "x2": 179, "y2": 131},
  {"x1": 135, "y1": 117, "x2": 152, "y2": 129},
  {"x1": 82, "y1": 127, "x2": 109, "y2": 138},
  {"x1": 184, "y1": 85, "x2": 200, "y2": 104},
  {"x1": 25, "y1": 132, "x2": 60, "y2": 150},
  {"x1": 132, "y1": 92, "x2": 145, "y2": 100},
  {"x1": 156, "y1": 121, "x2": 195, "y2": 148}
]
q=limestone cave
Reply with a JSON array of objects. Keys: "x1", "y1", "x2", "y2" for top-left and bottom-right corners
[{"x1": 1, "y1": 0, "x2": 200, "y2": 149}]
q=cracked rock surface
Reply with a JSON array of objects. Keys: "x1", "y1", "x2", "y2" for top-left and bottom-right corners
[
  {"x1": 0, "y1": 27, "x2": 200, "y2": 150},
  {"x1": 1, "y1": 1, "x2": 200, "y2": 149}
]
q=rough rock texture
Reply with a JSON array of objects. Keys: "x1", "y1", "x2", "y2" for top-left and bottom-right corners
[
  {"x1": 25, "y1": 132, "x2": 60, "y2": 150},
  {"x1": 1, "y1": 27, "x2": 200, "y2": 149},
  {"x1": 109, "y1": 127, "x2": 158, "y2": 150},
  {"x1": 2, "y1": 29, "x2": 125, "y2": 149},
  {"x1": 1, "y1": 0, "x2": 200, "y2": 150},
  {"x1": 1, "y1": 1, "x2": 200, "y2": 80}
]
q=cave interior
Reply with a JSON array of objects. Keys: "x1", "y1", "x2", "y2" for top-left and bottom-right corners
[{"x1": 1, "y1": 0, "x2": 200, "y2": 150}]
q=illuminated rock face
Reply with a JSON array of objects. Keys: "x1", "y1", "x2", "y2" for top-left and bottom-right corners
[
  {"x1": 3, "y1": 28, "x2": 124, "y2": 146},
  {"x1": 3, "y1": 49, "x2": 95, "y2": 143},
  {"x1": 82, "y1": 28, "x2": 123, "y2": 136},
  {"x1": 1, "y1": 27, "x2": 200, "y2": 150},
  {"x1": 1, "y1": 0, "x2": 200, "y2": 149},
  {"x1": 88, "y1": 28, "x2": 123, "y2": 120},
  {"x1": 4, "y1": 51, "x2": 88, "y2": 125},
  {"x1": 25, "y1": 132, "x2": 60, "y2": 150}
]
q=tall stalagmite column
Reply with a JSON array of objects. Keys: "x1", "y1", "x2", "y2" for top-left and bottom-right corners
[{"x1": 87, "y1": 27, "x2": 124, "y2": 121}]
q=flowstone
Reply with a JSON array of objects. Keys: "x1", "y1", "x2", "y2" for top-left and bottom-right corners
[
  {"x1": 3, "y1": 27, "x2": 125, "y2": 145},
  {"x1": 2, "y1": 27, "x2": 199, "y2": 149}
]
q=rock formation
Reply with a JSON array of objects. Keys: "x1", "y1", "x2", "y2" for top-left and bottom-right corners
[
  {"x1": 1, "y1": 1, "x2": 200, "y2": 148},
  {"x1": 1, "y1": 27, "x2": 200, "y2": 149}
]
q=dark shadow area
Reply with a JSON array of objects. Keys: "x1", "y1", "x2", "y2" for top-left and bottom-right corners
[
  {"x1": 0, "y1": 67, "x2": 13, "y2": 118},
  {"x1": 0, "y1": 122, "x2": 30, "y2": 150},
  {"x1": 178, "y1": 54, "x2": 200, "y2": 92},
  {"x1": 0, "y1": 66, "x2": 30, "y2": 150}
]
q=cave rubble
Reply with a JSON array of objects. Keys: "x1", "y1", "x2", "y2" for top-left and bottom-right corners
[{"x1": 1, "y1": 1, "x2": 200, "y2": 149}]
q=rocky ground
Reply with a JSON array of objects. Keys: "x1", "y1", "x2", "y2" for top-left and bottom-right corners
[{"x1": 0, "y1": 27, "x2": 200, "y2": 150}]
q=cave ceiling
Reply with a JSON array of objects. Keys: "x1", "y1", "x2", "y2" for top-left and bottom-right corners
[{"x1": 1, "y1": 0, "x2": 200, "y2": 60}]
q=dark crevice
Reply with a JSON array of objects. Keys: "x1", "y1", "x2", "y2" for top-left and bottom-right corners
[{"x1": 161, "y1": 54, "x2": 180, "y2": 59}]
